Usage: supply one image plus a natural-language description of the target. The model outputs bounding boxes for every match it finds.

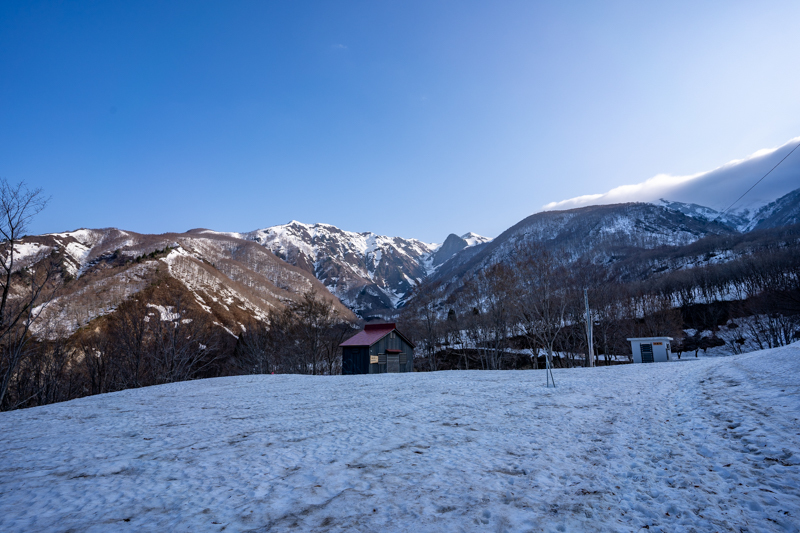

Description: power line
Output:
[713,140,800,222]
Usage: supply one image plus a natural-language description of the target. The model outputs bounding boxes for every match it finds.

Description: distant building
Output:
[340,323,415,374]
[627,337,673,363]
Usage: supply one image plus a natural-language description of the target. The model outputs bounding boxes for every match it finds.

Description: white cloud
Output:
[543,136,800,213]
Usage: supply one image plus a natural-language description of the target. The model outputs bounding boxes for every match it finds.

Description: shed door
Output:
[640,343,654,363]
[387,354,400,373]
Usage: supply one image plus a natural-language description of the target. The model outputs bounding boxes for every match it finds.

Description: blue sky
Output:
[2,1,799,242]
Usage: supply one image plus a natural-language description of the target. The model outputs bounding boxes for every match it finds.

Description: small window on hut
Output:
[390,332,395,339]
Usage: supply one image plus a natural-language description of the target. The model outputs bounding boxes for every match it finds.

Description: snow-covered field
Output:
[2,345,799,532]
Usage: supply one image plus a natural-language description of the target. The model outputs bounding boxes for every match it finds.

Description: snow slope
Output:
[1,345,799,532]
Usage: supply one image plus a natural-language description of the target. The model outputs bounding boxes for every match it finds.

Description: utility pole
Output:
[584,288,594,368]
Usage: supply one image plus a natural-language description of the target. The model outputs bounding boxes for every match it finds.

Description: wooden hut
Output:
[340,323,414,374]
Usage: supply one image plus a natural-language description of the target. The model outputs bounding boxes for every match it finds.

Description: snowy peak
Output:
[460,232,491,247]
[430,232,490,268]
[244,222,437,314]
[240,222,492,314]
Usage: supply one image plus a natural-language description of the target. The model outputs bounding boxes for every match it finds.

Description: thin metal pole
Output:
[584,289,594,367]
[546,352,551,387]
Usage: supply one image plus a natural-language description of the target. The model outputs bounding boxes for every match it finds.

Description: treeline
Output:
[2,279,226,410]
[233,291,351,376]
[0,278,353,411]
[399,236,800,371]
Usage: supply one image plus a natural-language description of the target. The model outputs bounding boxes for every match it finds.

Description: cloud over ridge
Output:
[544,136,800,214]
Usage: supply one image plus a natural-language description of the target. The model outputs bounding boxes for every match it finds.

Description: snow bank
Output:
[1,344,799,532]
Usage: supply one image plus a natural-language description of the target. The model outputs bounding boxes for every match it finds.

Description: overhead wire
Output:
[711,140,800,222]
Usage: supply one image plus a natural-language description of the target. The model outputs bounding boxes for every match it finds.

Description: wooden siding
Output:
[342,346,370,375]
[369,332,414,374]
[341,330,414,374]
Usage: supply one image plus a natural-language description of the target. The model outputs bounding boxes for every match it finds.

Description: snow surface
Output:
[4,242,51,269]
[1,344,799,532]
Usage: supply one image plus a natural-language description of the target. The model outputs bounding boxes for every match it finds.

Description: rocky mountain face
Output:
[430,233,492,268]
[238,222,437,315]
[13,228,354,339]
[204,223,492,316]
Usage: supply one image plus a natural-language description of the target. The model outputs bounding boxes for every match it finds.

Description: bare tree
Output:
[236,319,275,375]
[107,297,151,389]
[149,295,221,383]
[0,180,55,409]
[291,290,340,375]
[236,291,350,376]
[511,245,573,385]
[475,263,514,370]
[418,283,445,372]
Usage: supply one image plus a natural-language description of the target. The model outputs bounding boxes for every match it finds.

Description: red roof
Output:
[339,323,415,348]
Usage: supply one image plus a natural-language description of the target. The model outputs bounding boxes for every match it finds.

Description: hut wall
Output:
[342,346,370,375]
[369,333,414,373]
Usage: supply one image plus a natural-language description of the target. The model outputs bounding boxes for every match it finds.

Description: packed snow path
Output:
[1,345,799,532]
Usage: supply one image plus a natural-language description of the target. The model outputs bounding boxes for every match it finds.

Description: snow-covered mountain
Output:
[461,232,492,247]
[428,202,737,290]
[233,221,488,315]
[743,188,800,231]
[656,199,750,230]
[420,185,800,306]
[12,228,354,339]
[23,184,794,327]
[657,187,800,232]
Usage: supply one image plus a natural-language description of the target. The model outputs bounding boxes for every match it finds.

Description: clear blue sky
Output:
[2,1,799,242]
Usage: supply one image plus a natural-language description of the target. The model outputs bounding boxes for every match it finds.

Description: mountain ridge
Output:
[11,185,799,323]
[14,228,355,339]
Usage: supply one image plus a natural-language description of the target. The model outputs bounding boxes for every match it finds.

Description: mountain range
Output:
[199,223,489,314]
[8,139,800,335]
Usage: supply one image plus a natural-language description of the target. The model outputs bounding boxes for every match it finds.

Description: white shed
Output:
[627,337,673,363]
